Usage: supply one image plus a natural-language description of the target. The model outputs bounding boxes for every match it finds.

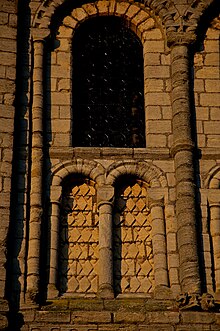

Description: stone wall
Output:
[15,298,220,331]
[0,0,220,330]
[0,0,17,328]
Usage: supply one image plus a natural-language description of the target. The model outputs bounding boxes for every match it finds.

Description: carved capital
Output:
[148,188,166,203]
[167,31,196,47]
[31,27,50,41]
[148,196,164,209]
[97,185,114,207]
[208,190,220,206]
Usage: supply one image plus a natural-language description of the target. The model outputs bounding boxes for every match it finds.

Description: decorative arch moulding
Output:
[32,0,217,40]
[205,165,220,189]
[50,159,168,203]
[32,1,165,45]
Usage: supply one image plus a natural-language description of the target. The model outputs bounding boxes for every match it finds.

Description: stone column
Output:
[149,198,169,289]
[170,36,201,294]
[209,202,220,294]
[48,201,61,299]
[97,186,114,299]
[26,31,48,302]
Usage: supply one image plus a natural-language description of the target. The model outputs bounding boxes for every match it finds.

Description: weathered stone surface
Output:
[2,1,220,330]
[35,311,71,323]
[72,311,111,323]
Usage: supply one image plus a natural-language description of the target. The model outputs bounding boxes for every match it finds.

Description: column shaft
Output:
[210,205,220,292]
[98,202,114,298]
[48,202,60,298]
[171,44,201,294]
[150,202,169,288]
[26,40,44,301]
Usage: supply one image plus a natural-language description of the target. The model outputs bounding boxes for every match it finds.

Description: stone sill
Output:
[49,147,171,160]
[21,297,175,312]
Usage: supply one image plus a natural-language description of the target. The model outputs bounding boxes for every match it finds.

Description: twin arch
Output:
[48,160,168,298]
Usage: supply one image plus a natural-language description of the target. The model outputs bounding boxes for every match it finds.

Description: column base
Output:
[0,313,8,330]
[47,284,59,300]
[98,284,114,299]
[153,285,173,299]
[25,287,40,307]
[214,291,220,303]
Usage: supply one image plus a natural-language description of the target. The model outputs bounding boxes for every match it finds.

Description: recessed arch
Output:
[106,161,167,188]
[50,159,105,202]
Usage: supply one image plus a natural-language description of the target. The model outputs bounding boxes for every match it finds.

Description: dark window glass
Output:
[72,16,146,148]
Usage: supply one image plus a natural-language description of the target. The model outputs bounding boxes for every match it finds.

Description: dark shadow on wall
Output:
[5,0,31,329]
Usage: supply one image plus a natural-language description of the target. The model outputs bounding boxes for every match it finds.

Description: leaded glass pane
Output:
[72,16,146,148]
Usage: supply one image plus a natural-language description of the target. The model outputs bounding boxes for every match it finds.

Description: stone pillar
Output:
[26,32,47,302]
[209,203,220,294]
[97,186,114,299]
[48,201,61,299]
[149,198,169,289]
[170,38,201,294]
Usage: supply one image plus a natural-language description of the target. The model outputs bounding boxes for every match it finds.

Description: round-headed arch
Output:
[32,0,219,41]
[50,159,105,202]
[33,0,175,33]
[54,1,163,43]
[205,165,220,189]
[106,160,167,188]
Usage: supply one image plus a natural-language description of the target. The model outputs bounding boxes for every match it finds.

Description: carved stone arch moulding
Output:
[106,160,167,188]
[32,0,176,35]
[35,1,166,45]
[205,165,220,189]
[50,159,105,201]
[182,0,219,34]
[32,0,218,43]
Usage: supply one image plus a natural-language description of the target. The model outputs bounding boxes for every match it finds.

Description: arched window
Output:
[59,177,98,295]
[72,16,146,148]
[113,176,154,295]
